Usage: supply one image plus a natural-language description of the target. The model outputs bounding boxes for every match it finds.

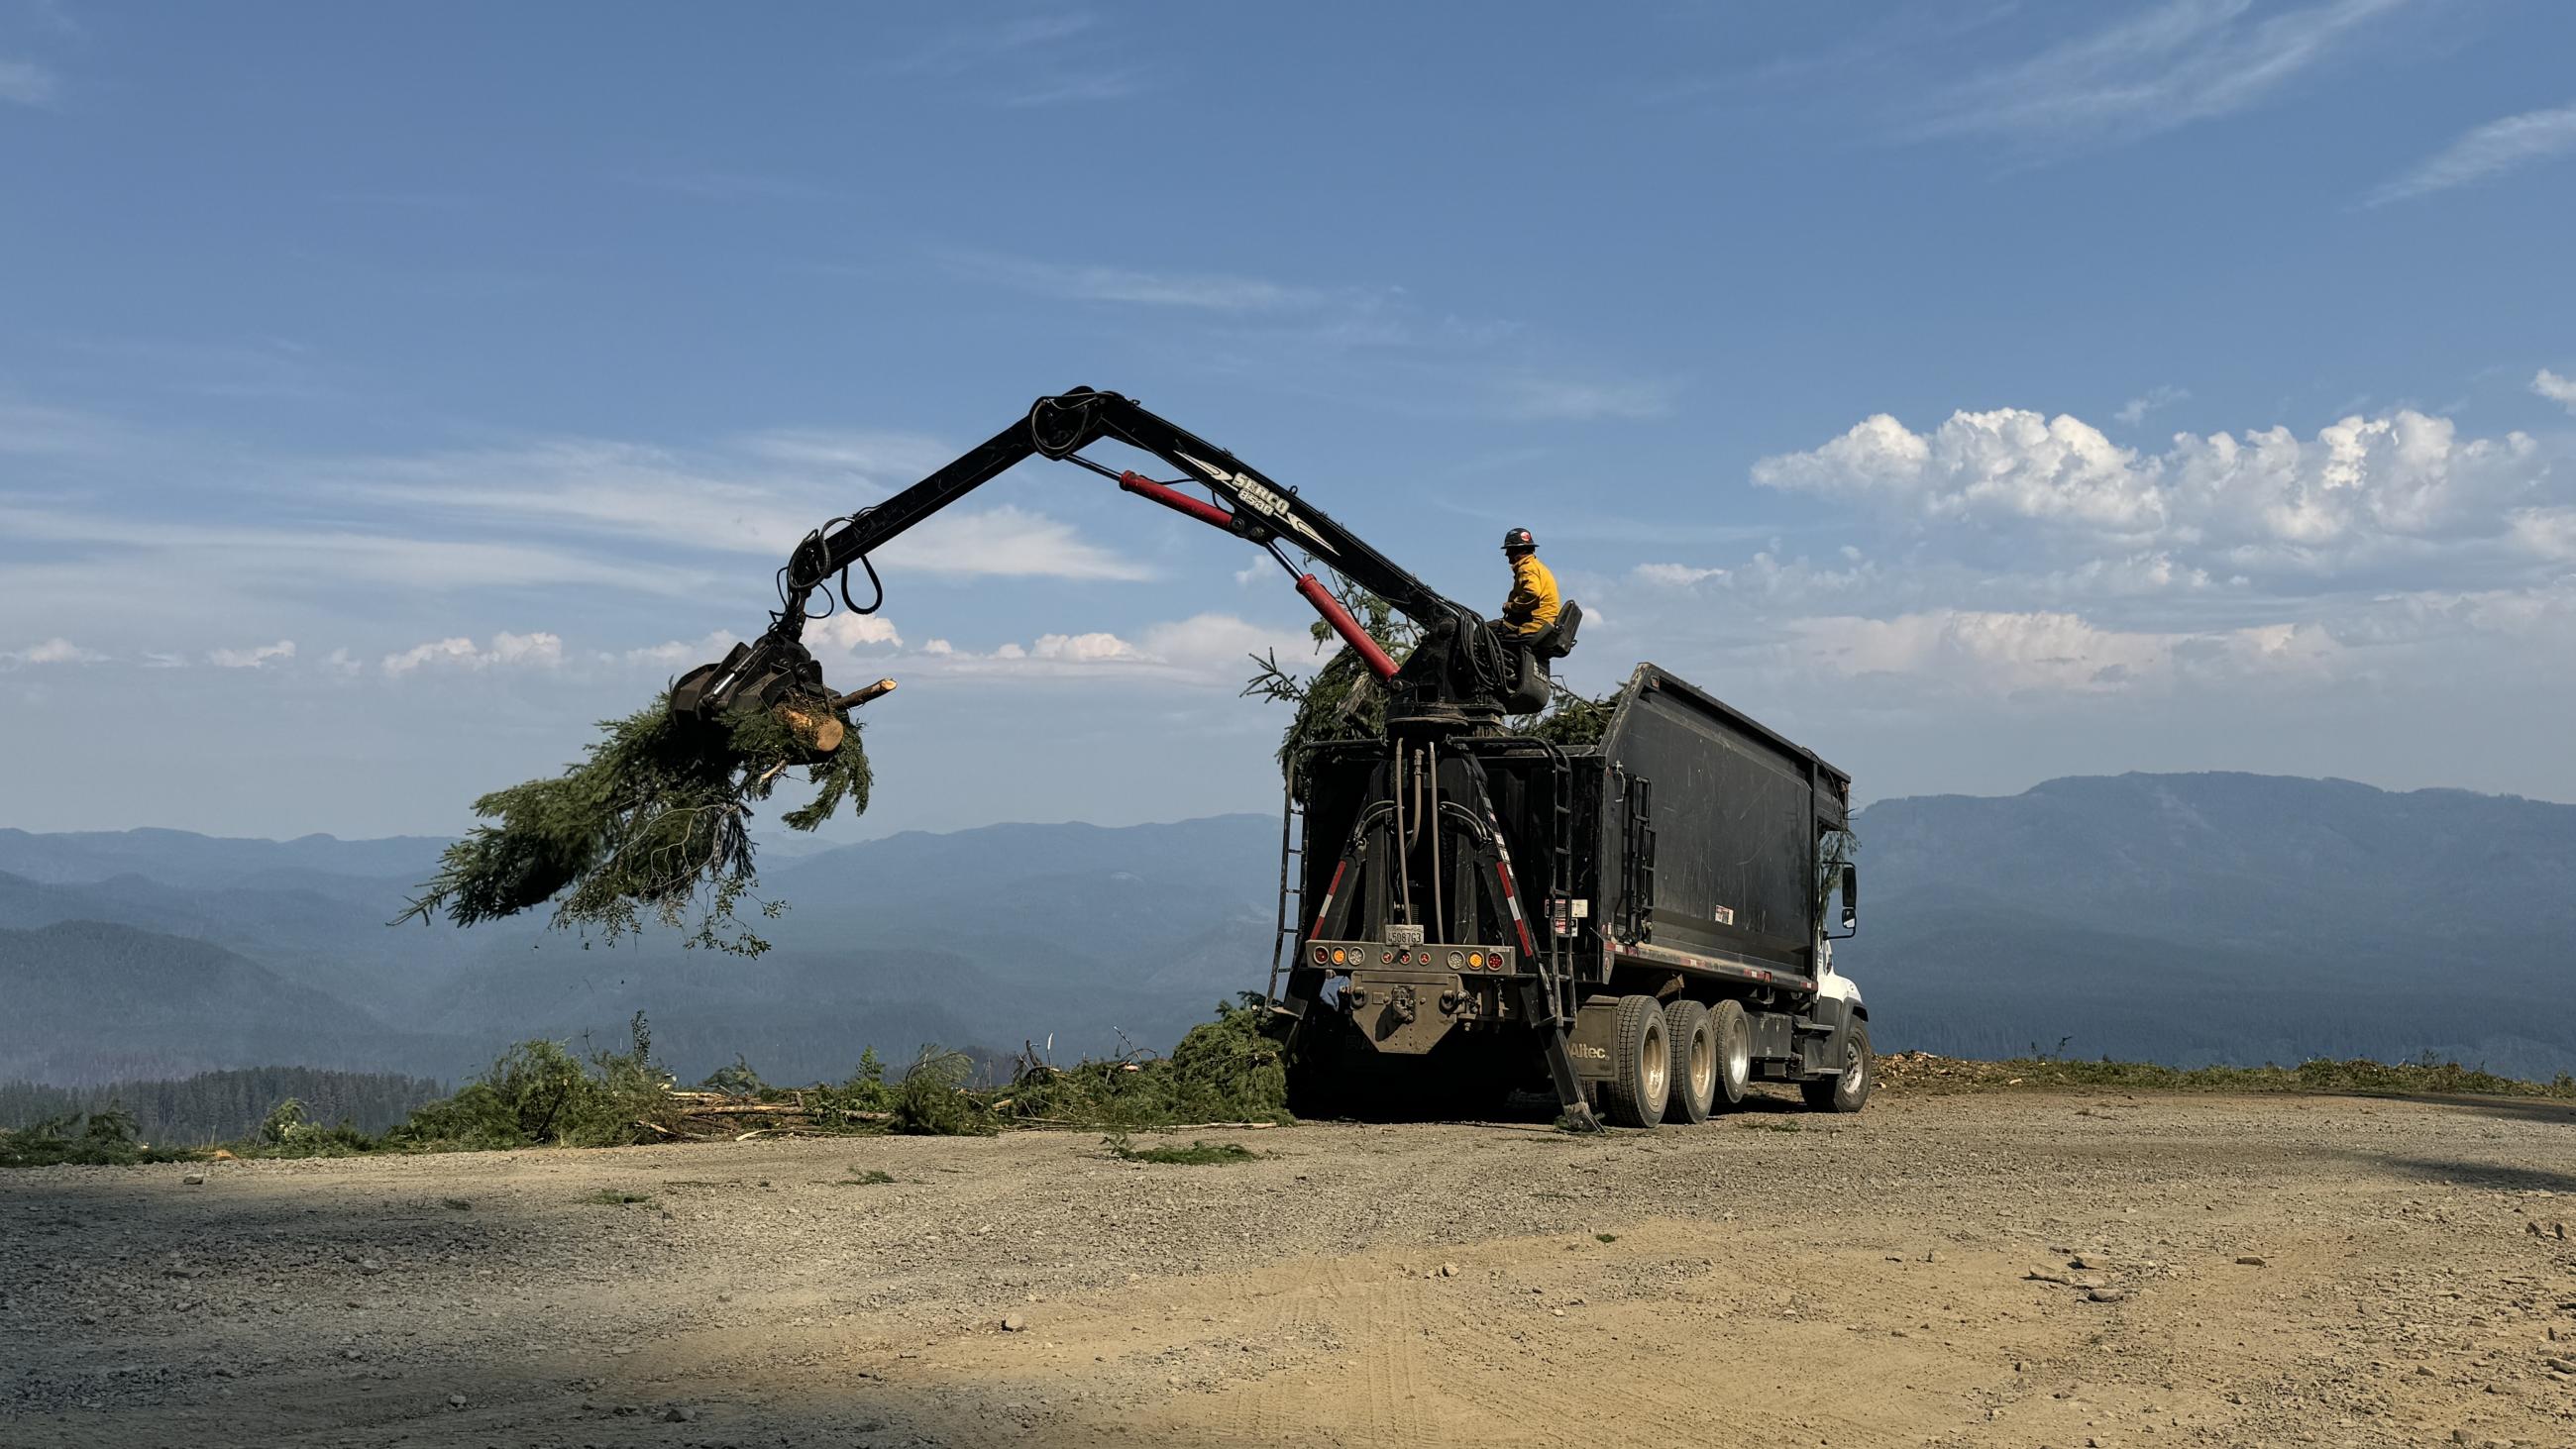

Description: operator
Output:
[1496,527,1559,640]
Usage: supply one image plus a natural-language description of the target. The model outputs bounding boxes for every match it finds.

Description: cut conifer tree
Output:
[394,680,892,957]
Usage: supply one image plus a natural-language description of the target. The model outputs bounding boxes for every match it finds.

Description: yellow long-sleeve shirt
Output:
[1499,553,1560,638]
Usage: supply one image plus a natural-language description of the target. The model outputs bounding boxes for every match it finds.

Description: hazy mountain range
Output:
[4,773,2570,1087]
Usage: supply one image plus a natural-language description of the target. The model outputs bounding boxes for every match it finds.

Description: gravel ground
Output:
[5,1087,2575,1448]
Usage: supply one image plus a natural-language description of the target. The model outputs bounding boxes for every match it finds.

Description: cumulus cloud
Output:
[381,631,564,676]
[3,637,100,667]
[208,639,296,670]
[2536,369,2576,415]
[1754,405,2553,580]
[809,615,903,652]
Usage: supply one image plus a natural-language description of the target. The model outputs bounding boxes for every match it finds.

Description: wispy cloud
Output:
[937,250,1338,312]
[2115,384,2192,426]
[207,639,296,670]
[2364,102,2576,206]
[891,12,1097,76]
[622,169,835,203]
[887,12,1134,108]
[0,55,57,108]
[1495,375,1679,422]
[999,69,1139,108]
[1910,0,2410,152]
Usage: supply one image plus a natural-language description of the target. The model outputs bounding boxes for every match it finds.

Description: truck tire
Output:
[1664,999,1715,1125]
[1600,994,1668,1128]
[1800,1016,1874,1114]
[1707,999,1754,1109]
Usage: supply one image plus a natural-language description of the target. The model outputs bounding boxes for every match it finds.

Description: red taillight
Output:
[1312,945,1327,965]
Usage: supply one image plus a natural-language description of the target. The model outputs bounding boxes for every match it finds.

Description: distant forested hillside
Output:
[1836,773,2576,1078]
[4,775,2571,1087]
[0,1067,446,1145]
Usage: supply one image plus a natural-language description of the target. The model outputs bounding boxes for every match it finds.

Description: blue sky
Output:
[4,1,2574,840]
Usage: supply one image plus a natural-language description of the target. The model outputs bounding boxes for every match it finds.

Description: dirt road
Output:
[6,1087,2575,1448]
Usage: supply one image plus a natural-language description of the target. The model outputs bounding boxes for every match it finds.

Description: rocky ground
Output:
[5,1084,2574,1448]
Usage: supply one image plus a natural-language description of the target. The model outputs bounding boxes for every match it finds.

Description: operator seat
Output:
[1501,600,1582,713]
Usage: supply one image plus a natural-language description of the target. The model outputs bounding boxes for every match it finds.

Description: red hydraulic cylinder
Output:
[1117,470,1236,531]
[1297,573,1399,680]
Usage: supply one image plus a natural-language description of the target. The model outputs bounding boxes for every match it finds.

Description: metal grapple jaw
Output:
[670,629,899,762]
[669,631,829,726]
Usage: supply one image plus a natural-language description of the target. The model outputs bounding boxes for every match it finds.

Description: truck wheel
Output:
[1664,999,1715,1124]
[1800,1017,1873,1114]
[1708,999,1754,1109]
[1600,994,1668,1128]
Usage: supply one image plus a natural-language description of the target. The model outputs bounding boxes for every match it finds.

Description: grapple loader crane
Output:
[672,386,1575,735]
[678,387,1873,1131]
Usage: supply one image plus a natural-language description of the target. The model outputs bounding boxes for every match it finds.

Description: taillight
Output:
[1331,948,1347,966]
[1312,945,1328,965]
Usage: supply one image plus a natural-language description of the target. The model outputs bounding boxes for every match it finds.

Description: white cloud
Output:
[889,504,1151,581]
[0,57,56,108]
[1912,0,2410,151]
[619,631,744,669]
[1786,607,2341,695]
[1029,631,1143,663]
[2114,384,2190,426]
[1754,405,2554,579]
[1495,375,1679,422]
[1756,409,2167,534]
[2511,507,2576,562]
[335,441,1149,582]
[1633,563,1730,588]
[207,639,296,670]
[3,637,99,667]
[938,250,1333,312]
[2365,102,2576,207]
[2535,368,2576,415]
[903,613,1315,684]
[381,631,563,676]
[809,615,903,652]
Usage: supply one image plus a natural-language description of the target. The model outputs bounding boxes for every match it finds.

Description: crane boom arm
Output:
[779,387,1456,629]
[677,386,1558,730]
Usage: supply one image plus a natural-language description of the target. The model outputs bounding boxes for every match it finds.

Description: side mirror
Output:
[1839,863,1858,931]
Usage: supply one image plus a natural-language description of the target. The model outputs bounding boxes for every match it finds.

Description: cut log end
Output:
[774,702,846,755]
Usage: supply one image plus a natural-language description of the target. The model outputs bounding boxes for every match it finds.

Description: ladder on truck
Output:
[1265,766,1306,1011]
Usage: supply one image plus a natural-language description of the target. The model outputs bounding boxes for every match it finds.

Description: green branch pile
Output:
[1240,579,1620,770]
[394,690,871,956]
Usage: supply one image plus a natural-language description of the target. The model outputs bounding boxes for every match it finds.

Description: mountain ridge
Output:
[6,775,2569,1084]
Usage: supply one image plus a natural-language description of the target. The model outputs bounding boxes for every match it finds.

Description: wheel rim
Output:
[1722,1022,1751,1094]
[1641,1022,1668,1104]
[1840,1039,1865,1091]
[1686,1022,1715,1103]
